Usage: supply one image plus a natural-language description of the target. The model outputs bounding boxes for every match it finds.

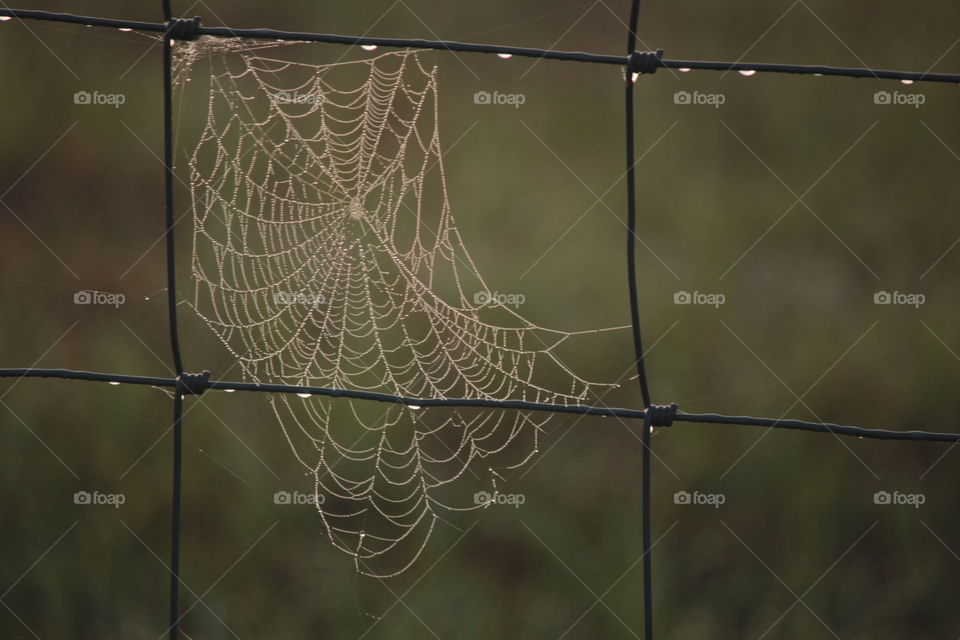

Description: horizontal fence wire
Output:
[3,8,960,83]
[0,368,957,442]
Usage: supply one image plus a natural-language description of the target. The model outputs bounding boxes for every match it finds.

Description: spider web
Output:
[176,39,621,576]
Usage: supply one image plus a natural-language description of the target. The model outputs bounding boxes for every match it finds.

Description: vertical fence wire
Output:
[623,1,658,638]
[160,1,185,638]
[168,392,184,640]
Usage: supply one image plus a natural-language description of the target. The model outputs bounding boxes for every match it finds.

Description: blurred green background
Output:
[2,1,960,638]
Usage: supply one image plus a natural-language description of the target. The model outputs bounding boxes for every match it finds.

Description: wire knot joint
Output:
[628,49,664,76]
[176,370,211,396]
[645,402,678,427]
[165,16,202,41]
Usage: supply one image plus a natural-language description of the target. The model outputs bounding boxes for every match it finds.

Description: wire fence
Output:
[0,4,958,639]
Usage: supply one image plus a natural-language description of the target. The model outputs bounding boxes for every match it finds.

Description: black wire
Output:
[3,8,960,83]
[160,1,183,636]
[641,409,655,639]
[625,1,657,635]
[678,412,960,442]
[664,59,960,82]
[169,392,183,640]
[161,26,183,376]
[624,0,651,412]
[1,368,958,442]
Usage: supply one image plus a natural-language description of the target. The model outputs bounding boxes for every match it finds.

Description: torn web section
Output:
[176,38,618,576]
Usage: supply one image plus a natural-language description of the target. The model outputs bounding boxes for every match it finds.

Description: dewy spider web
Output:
[176,39,621,576]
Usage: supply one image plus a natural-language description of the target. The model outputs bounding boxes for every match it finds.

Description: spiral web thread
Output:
[176,39,619,576]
